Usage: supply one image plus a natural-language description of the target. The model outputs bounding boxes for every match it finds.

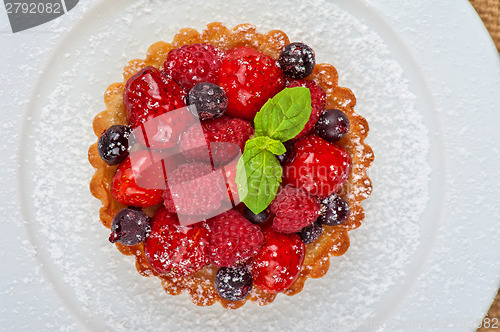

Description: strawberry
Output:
[206,209,263,267]
[163,43,225,91]
[217,46,285,120]
[286,79,326,138]
[123,66,187,149]
[283,135,351,198]
[144,207,209,277]
[110,150,166,207]
[251,228,305,293]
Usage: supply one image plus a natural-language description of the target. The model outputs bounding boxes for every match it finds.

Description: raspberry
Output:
[163,162,226,217]
[163,43,225,91]
[206,209,264,267]
[144,207,209,277]
[270,185,321,234]
[179,116,254,166]
[286,79,326,138]
[283,135,352,198]
[217,46,285,120]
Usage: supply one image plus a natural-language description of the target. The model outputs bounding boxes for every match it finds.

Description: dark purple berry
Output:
[298,222,323,244]
[315,109,350,142]
[98,125,133,165]
[244,206,270,225]
[278,42,316,79]
[109,207,150,246]
[276,140,295,165]
[214,266,253,302]
[187,82,228,120]
[317,195,350,226]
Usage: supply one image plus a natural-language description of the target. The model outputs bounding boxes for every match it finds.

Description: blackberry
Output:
[298,222,323,244]
[187,82,228,120]
[109,207,150,246]
[278,42,316,79]
[317,195,350,226]
[214,266,253,302]
[97,125,133,165]
[315,109,350,142]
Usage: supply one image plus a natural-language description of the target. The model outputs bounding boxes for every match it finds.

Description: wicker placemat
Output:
[470,1,500,329]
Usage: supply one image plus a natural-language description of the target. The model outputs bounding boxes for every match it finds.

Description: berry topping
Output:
[163,162,226,217]
[217,46,285,120]
[283,136,351,198]
[243,206,270,225]
[279,42,316,79]
[206,209,264,267]
[270,185,321,234]
[286,79,326,138]
[187,82,228,120]
[315,108,350,142]
[110,150,165,207]
[317,194,351,226]
[144,207,209,277]
[97,125,133,166]
[109,207,150,246]
[180,116,254,166]
[123,66,186,130]
[251,228,305,293]
[298,221,323,244]
[275,140,295,165]
[214,266,253,302]
[163,43,225,91]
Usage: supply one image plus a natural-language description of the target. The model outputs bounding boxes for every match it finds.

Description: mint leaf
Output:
[235,138,282,214]
[254,87,312,142]
[251,136,286,155]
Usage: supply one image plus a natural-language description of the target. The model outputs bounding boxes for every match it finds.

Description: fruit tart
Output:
[88,22,373,309]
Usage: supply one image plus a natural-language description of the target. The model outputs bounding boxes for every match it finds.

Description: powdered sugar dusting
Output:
[23,0,429,331]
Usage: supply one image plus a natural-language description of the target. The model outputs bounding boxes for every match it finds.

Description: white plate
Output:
[1,0,499,331]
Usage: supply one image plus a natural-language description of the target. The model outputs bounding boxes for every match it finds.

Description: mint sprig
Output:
[236,87,312,214]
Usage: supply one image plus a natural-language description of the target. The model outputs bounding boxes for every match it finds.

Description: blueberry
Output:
[109,207,150,246]
[315,109,350,142]
[317,195,350,226]
[278,42,316,79]
[97,125,133,165]
[187,82,228,120]
[244,206,270,225]
[214,266,253,302]
[298,222,323,244]
[275,140,295,165]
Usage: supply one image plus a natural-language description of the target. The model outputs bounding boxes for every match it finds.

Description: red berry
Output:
[123,66,186,129]
[180,116,254,166]
[110,150,165,207]
[251,228,305,293]
[163,162,227,217]
[206,209,264,267]
[144,207,209,277]
[270,185,320,234]
[286,79,326,138]
[163,43,225,91]
[283,136,351,198]
[217,46,285,120]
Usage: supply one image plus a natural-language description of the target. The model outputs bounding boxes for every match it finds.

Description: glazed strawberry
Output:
[144,207,209,277]
[123,66,186,129]
[217,46,285,120]
[206,209,264,267]
[163,43,225,91]
[283,136,351,198]
[270,185,321,234]
[163,162,226,217]
[110,150,165,207]
[180,116,254,166]
[286,79,326,138]
[251,228,305,293]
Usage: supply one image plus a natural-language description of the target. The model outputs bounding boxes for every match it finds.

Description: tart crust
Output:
[88,22,374,309]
